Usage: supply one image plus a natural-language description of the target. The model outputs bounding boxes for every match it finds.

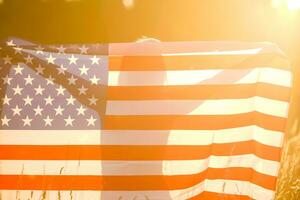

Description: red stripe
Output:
[107,83,290,102]
[103,112,287,132]
[0,168,275,190]
[109,54,289,71]
[0,141,281,161]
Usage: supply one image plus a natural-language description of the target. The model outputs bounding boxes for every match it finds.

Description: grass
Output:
[276,133,300,199]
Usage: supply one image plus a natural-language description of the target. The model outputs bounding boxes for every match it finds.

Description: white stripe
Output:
[205,179,275,200]
[0,126,284,147]
[0,154,279,176]
[108,68,291,87]
[0,180,274,200]
[106,97,289,117]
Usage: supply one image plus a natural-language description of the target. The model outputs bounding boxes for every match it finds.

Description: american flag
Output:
[0,39,292,199]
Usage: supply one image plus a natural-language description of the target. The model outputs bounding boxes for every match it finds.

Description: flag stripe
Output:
[0,168,276,191]
[107,83,290,102]
[0,180,273,200]
[0,126,284,147]
[106,97,289,117]
[0,155,279,176]
[109,54,289,71]
[0,141,281,161]
[108,68,291,87]
[103,112,287,131]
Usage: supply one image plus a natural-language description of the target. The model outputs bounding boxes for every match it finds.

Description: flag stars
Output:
[88,96,98,105]
[14,64,24,75]
[68,75,77,85]
[2,75,12,85]
[90,55,100,65]
[34,85,45,95]
[35,46,44,54]
[44,95,54,105]
[87,115,97,126]
[24,54,33,64]
[11,105,22,116]
[57,45,66,54]
[14,46,23,54]
[24,74,34,85]
[3,55,12,64]
[76,105,86,116]
[57,64,67,75]
[79,65,89,75]
[46,54,56,64]
[36,65,45,75]
[6,40,15,46]
[78,85,88,95]
[64,115,74,126]
[22,116,32,127]
[79,45,88,54]
[54,105,64,116]
[46,75,55,85]
[12,85,23,95]
[90,75,100,85]
[2,95,11,105]
[23,95,33,106]
[34,105,43,116]
[1,115,10,126]
[43,116,53,126]
[66,95,76,105]
[68,54,78,65]
[56,85,66,96]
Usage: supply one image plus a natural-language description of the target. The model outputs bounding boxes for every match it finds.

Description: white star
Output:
[11,105,22,116]
[76,105,86,116]
[79,65,89,75]
[46,75,55,85]
[79,45,88,54]
[56,85,66,96]
[44,95,54,105]
[24,54,33,64]
[68,75,77,85]
[90,75,100,85]
[35,46,44,54]
[88,96,98,105]
[1,115,10,126]
[68,54,78,65]
[87,115,97,126]
[22,115,32,127]
[6,40,15,46]
[3,55,12,64]
[23,95,33,106]
[64,115,74,126]
[2,95,11,105]
[14,46,23,54]
[57,45,66,54]
[14,64,24,75]
[2,75,12,85]
[43,115,53,126]
[34,85,45,95]
[54,105,64,116]
[24,74,34,85]
[90,55,100,65]
[36,65,45,75]
[46,54,56,64]
[34,105,43,116]
[57,64,67,75]
[78,85,88,95]
[66,95,76,105]
[12,85,23,95]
